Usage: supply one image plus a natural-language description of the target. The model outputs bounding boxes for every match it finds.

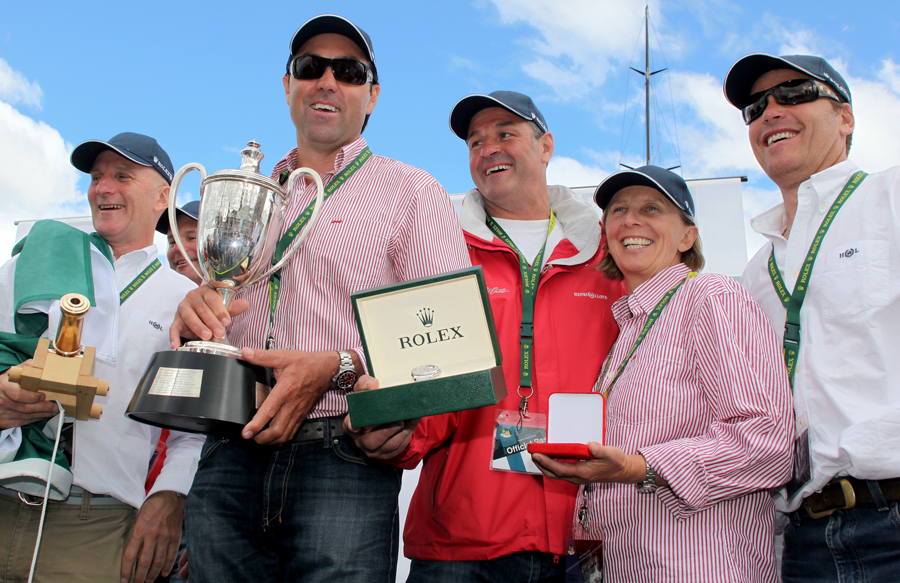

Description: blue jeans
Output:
[185,425,402,583]
[782,500,900,582]
[408,552,566,583]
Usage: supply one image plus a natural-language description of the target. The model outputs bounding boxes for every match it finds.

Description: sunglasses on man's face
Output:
[743,78,842,125]
[288,54,374,86]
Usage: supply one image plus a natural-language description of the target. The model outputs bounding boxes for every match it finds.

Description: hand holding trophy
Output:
[127,141,325,435]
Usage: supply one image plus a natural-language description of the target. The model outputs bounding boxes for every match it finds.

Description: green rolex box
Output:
[347,266,506,428]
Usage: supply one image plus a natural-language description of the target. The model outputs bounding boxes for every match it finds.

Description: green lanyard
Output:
[266,147,372,349]
[119,259,161,304]
[598,272,696,398]
[484,212,556,417]
[767,171,867,388]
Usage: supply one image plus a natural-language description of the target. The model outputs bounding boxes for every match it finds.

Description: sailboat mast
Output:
[644,4,650,166]
[624,5,672,171]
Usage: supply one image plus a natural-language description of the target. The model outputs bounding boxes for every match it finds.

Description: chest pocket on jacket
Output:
[817,239,889,319]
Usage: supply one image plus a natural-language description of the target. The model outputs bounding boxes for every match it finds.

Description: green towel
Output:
[0,220,111,371]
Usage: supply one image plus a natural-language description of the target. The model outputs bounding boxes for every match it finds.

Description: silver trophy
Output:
[127,141,325,435]
[168,140,324,355]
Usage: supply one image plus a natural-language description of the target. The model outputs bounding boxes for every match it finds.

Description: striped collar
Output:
[272,136,370,180]
[613,263,692,323]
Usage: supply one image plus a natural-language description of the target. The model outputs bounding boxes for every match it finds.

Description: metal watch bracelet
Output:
[637,461,659,494]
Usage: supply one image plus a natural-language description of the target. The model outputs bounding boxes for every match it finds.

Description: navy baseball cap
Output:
[594,165,695,217]
[287,14,376,76]
[449,91,549,140]
[724,54,851,108]
[71,132,175,185]
[156,200,200,235]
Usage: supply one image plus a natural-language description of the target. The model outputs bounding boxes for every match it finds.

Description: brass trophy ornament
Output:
[8,293,109,421]
[127,141,324,435]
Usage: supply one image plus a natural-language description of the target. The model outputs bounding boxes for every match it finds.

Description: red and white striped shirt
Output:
[227,137,470,419]
[581,263,793,583]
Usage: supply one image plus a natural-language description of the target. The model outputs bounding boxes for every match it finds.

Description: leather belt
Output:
[291,418,345,443]
[803,477,900,519]
[1,484,125,507]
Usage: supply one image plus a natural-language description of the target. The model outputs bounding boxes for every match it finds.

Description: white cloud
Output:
[773,29,818,57]
[489,0,679,98]
[878,59,900,95]
[844,75,900,173]
[547,155,610,187]
[0,99,85,255]
[523,58,590,99]
[449,55,480,72]
[666,71,758,177]
[0,58,43,109]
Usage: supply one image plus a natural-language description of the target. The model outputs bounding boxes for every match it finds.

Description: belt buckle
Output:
[17,492,45,506]
[804,478,857,519]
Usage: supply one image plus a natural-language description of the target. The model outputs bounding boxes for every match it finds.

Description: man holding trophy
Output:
[170,14,468,583]
[0,132,203,583]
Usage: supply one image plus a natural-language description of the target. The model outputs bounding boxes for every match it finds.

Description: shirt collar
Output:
[112,244,157,269]
[458,185,602,263]
[272,136,369,180]
[749,202,787,239]
[806,159,859,207]
[612,263,692,324]
[749,159,859,238]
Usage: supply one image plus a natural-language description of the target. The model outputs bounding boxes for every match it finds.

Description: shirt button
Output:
[820,202,827,211]
[798,418,807,427]
[790,270,799,277]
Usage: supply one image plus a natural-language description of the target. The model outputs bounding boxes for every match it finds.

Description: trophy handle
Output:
[255,167,325,280]
[169,163,208,283]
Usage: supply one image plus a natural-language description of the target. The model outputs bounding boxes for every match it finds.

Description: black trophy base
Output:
[126,349,272,437]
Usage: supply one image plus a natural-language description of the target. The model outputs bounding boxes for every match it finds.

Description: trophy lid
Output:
[202,139,284,197]
[239,140,264,173]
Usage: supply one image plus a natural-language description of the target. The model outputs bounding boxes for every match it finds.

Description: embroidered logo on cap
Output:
[154,156,173,181]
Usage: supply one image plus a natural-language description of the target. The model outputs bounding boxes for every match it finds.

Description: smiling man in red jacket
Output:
[347,91,623,582]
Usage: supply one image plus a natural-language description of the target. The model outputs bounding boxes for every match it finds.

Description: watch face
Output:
[411,364,441,382]
[336,370,357,391]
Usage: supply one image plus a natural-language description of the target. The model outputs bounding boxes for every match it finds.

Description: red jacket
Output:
[393,186,623,561]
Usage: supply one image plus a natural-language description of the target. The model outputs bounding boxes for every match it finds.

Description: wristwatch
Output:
[332,351,357,391]
[636,461,659,494]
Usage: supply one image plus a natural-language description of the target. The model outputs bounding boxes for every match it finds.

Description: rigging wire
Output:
[617,6,683,172]
[649,14,683,172]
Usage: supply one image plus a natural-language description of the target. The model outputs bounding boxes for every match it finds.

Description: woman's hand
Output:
[532,442,654,486]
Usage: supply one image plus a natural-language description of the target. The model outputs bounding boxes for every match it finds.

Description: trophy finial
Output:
[240,140,264,173]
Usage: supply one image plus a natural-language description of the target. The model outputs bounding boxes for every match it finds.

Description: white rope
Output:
[27,404,64,583]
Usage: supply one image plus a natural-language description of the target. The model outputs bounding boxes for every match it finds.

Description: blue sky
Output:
[2,0,900,256]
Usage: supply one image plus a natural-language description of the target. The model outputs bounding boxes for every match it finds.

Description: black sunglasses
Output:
[743,78,842,125]
[287,54,374,86]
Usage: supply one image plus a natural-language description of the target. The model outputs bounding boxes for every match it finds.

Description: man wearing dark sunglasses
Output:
[725,53,900,582]
[172,13,469,583]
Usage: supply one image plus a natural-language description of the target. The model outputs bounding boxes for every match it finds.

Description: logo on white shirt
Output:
[839,248,859,259]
